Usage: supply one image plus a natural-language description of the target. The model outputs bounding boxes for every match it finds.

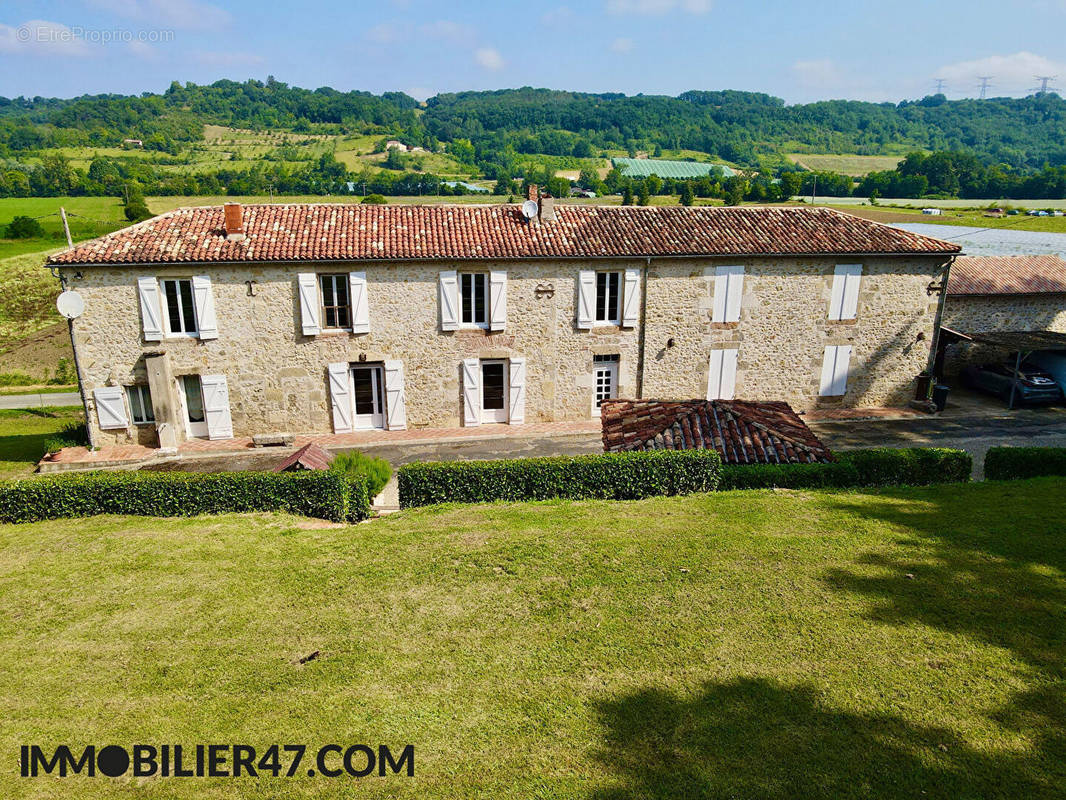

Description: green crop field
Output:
[786,154,905,176]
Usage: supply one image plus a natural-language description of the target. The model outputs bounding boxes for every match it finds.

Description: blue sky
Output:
[1,0,1064,103]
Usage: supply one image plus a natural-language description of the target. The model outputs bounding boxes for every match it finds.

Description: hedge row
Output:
[718,461,861,491]
[0,470,371,525]
[398,449,722,508]
[985,446,1066,481]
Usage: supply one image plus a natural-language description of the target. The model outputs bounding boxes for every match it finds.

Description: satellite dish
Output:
[521,200,539,220]
[56,290,85,320]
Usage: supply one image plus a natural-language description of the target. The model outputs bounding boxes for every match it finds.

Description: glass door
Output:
[179,375,209,438]
[480,360,508,424]
[351,365,385,429]
[593,360,618,415]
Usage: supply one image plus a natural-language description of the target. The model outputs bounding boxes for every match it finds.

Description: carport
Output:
[936,327,1066,409]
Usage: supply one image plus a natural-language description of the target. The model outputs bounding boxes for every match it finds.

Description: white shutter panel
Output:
[349,271,369,334]
[577,270,596,330]
[384,360,407,431]
[327,362,353,433]
[137,276,163,341]
[201,374,234,440]
[489,270,507,331]
[828,270,846,320]
[93,386,129,430]
[833,344,852,396]
[840,264,862,320]
[462,358,481,426]
[725,266,744,323]
[298,273,320,336]
[707,348,738,400]
[191,275,218,340]
[622,267,641,328]
[509,357,526,424]
[439,270,459,331]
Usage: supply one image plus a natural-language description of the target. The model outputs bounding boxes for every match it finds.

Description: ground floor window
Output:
[593,354,619,415]
[480,360,508,423]
[352,364,385,429]
[125,384,155,425]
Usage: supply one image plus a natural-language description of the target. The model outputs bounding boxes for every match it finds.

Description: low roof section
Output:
[939,327,1066,352]
[48,203,959,267]
[947,254,1066,296]
[601,399,833,465]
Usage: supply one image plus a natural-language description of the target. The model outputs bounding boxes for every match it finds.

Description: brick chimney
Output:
[223,202,245,241]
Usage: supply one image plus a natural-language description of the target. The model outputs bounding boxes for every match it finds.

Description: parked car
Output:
[1026,351,1066,391]
[961,361,1063,404]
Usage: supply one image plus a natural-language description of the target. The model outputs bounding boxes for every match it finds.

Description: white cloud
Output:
[419,20,476,45]
[127,39,158,59]
[192,50,264,68]
[791,58,842,88]
[541,6,574,25]
[365,22,405,44]
[0,20,92,57]
[606,0,710,14]
[936,51,1066,95]
[87,0,231,30]
[474,47,505,70]
[610,37,634,53]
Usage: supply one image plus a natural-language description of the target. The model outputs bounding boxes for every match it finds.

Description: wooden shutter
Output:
[712,265,744,323]
[201,374,234,440]
[829,264,862,320]
[577,270,596,330]
[509,357,526,424]
[93,386,129,430]
[439,270,459,331]
[384,360,407,431]
[327,362,353,433]
[462,358,481,426]
[192,275,218,339]
[349,271,370,334]
[489,270,507,331]
[707,348,739,400]
[622,267,641,328]
[819,345,852,396]
[298,273,320,336]
[137,276,163,341]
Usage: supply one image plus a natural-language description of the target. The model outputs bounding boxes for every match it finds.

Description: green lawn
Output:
[1,479,1064,797]
[0,407,82,478]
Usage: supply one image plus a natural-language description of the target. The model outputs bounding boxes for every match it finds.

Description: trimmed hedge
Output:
[398,449,722,508]
[985,447,1066,481]
[719,461,861,491]
[0,470,372,525]
[836,447,972,487]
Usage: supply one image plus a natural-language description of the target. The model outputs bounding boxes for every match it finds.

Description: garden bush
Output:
[0,470,372,524]
[836,447,972,486]
[399,449,722,508]
[42,419,89,455]
[718,460,860,491]
[984,446,1066,481]
[330,450,392,498]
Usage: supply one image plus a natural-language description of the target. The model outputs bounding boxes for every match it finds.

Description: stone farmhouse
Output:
[48,199,959,450]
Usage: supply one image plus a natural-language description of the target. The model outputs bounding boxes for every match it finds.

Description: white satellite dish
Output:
[56,289,85,320]
[521,199,539,220]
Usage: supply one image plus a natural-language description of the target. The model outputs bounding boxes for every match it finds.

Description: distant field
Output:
[0,196,127,260]
[786,154,903,176]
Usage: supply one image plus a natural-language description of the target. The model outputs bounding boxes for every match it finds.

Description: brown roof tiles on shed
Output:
[48,203,960,266]
[947,254,1066,296]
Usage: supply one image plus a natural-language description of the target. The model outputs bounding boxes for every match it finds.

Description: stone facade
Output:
[63,253,948,448]
[940,294,1066,373]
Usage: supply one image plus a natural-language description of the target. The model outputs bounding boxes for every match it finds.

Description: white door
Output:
[593,362,618,415]
[480,360,509,424]
[351,365,385,430]
[179,375,209,438]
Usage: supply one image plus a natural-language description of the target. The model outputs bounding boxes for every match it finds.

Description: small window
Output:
[320,274,352,329]
[125,385,155,425]
[595,272,621,324]
[161,278,198,336]
[459,272,488,327]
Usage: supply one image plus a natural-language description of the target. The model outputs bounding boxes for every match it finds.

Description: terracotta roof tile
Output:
[273,442,334,472]
[49,203,959,266]
[600,399,832,465]
[947,254,1066,295]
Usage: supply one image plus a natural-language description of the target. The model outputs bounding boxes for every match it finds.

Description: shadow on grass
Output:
[592,677,1057,799]
[0,431,52,466]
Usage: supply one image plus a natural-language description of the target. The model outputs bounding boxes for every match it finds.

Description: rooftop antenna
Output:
[977,76,993,99]
[1033,76,1058,95]
[933,78,947,94]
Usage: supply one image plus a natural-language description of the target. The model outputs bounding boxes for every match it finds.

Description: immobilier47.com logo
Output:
[20,743,414,779]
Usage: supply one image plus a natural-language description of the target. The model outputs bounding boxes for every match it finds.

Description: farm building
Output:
[612,157,736,180]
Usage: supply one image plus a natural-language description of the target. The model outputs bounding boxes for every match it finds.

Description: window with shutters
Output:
[161,278,198,336]
[125,385,155,425]
[595,271,622,325]
[819,345,852,396]
[592,354,619,415]
[459,272,489,328]
[712,265,744,324]
[828,264,862,321]
[319,274,352,329]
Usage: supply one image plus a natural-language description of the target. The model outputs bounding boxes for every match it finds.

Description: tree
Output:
[636,183,650,205]
[362,193,387,204]
[679,181,694,206]
[4,215,45,238]
[622,186,634,205]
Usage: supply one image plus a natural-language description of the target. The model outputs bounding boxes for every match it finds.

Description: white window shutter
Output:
[93,386,129,430]
[327,362,353,433]
[707,348,739,400]
[462,358,481,426]
[191,275,218,340]
[298,273,320,336]
[137,276,163,341]
[725,266,744,322]
[200,374,234,440]
[489,270,507,331]
[829,264,862,320]
[384,360,407,430]
[349,271,370,334]
[622,267,641,328]
[577,270,595,330]
[509,357,526,424]
[820,346,852,396]
[439,270,459,331]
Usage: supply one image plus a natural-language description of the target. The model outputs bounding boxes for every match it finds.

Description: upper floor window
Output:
[161,278,198,336]
[459,272,488,328]
[828,264,863,321]
[711,265,744,323]
[320,274,352,329]
[595,271,621,325]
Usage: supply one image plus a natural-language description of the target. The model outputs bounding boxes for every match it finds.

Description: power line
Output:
[977,76,993,100]
[1032,76,1058,95]
[933,78,947,94]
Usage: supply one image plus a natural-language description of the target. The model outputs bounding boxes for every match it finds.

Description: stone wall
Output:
[64,253,947,446]
[940,293,1066,374]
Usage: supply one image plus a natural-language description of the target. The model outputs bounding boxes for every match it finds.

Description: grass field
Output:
[1,478,1064,797]
[820,202,1066,233]
[0,406,82,478]
[786,154,905,176]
